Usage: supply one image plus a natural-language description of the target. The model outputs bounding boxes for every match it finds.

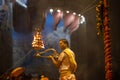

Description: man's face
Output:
[59,41,66,50]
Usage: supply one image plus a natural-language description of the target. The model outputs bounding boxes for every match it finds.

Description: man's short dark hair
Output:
[59,39,69,47]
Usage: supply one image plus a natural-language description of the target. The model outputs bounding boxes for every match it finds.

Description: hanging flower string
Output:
[103,0,112,80]
[96,0,113,80]
[96,0,104,37]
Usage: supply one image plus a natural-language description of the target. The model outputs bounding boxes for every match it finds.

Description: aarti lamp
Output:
[32,27,58,58]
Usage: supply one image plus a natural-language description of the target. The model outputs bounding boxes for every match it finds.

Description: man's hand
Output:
[47,55,53,59]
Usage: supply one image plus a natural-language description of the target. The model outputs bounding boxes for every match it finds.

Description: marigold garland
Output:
[96,0,104,37]
[96,0,113,80]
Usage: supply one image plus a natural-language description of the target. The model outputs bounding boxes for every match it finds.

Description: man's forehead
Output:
[59,41,63,43]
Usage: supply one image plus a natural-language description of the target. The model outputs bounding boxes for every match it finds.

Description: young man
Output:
[48,39,77,80]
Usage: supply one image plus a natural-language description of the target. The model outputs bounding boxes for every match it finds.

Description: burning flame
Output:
[32,28,44,50]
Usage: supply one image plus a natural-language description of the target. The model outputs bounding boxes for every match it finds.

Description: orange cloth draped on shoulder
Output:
[64,49,77,73]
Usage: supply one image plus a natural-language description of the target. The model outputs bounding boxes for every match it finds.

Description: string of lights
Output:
[80,0,98,14]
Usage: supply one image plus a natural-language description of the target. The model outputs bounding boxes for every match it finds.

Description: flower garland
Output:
[96,0,113,80]
[96,0,104,37]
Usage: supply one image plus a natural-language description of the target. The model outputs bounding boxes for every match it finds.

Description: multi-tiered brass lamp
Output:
[32,27,45,57]
[32,27,58,58]
[32,27,44,50]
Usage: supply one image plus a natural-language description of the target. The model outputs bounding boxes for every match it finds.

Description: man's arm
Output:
[48,55,61,68]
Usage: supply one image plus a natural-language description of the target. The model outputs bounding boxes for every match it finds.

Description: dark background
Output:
[0,0,120,80]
